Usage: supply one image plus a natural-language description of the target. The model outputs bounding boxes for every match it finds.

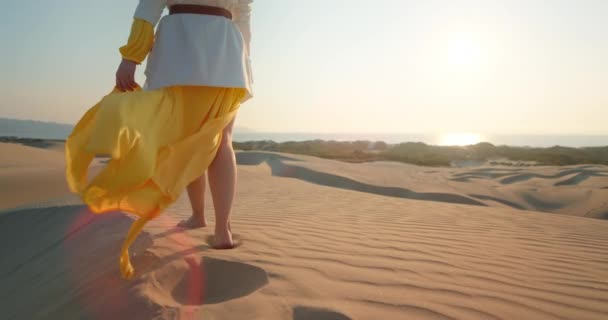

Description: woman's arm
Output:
[115,0,166,91]
[119,19,155,65]
[133,0,167,27]
[115,19,155,91]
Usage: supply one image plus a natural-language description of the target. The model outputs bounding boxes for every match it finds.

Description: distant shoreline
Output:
[3,136,607,168]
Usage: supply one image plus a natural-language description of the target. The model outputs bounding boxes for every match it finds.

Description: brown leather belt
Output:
[169,4,232,19]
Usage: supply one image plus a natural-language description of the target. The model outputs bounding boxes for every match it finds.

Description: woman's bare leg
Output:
[178,174,208,228]
[208,117,237,248]
[178,116,236,247]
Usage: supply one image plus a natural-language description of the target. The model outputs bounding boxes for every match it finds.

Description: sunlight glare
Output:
[447,33,483,67]
[440,133,481,146]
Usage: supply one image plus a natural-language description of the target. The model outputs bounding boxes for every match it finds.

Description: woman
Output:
[66,0,253,279]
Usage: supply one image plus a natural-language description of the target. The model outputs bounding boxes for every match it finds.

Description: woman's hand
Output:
[115,59,138,91]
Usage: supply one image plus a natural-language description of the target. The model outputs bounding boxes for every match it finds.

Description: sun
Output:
[446,33,483,67]
[440,133,481,146]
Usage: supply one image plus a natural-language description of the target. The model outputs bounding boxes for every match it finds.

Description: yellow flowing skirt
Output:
[66,85,246,279]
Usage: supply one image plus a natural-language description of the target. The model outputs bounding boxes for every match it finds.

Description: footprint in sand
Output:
[293,306,352,320]
[205,234,244,249]
[171,257,268,305]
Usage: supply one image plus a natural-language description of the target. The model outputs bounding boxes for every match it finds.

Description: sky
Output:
[1,0,607,136]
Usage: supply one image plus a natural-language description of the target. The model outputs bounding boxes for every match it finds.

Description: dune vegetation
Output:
[233,140,608,167]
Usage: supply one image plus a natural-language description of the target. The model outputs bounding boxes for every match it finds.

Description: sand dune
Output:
[1,145,608,319]
[0,142,73,209]
[0,142,105,210]
[0,142,65,167]
[234,152,608,219]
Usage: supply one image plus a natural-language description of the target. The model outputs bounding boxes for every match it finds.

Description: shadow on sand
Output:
[293,306,352,320]
[0,205,269,318]
[171,256,268,305]
[451,166,608,186]
[236,152,485,207]
[0,205,159,320]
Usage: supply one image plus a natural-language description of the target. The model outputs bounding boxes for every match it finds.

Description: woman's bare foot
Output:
[177,215,207,229]
[213,227,234,249]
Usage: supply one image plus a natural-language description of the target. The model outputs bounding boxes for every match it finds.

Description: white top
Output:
[134,0,254,102]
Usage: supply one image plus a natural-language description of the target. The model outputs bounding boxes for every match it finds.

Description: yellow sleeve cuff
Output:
[119,18,154,64]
